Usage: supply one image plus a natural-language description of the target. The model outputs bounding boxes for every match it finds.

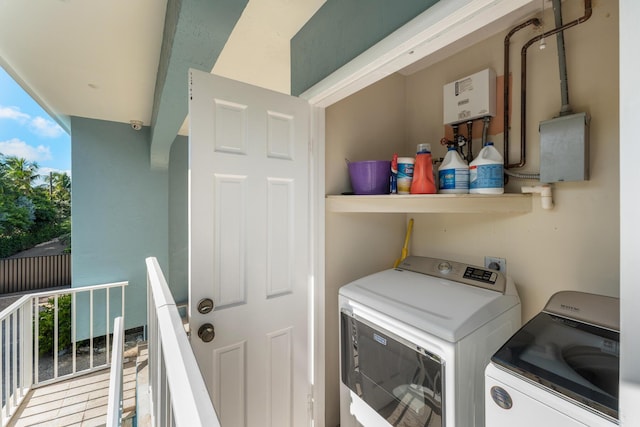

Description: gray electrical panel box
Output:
[539,112,590,183]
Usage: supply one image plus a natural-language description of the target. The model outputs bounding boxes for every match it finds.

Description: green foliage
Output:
[0,154,71,257]
[38,294,72,355]
[45,171,71,219]
[59,221,71,254]
[0,223,68,258]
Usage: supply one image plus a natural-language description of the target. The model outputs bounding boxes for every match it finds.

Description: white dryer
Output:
[339,256,521,426]
[485,291,619,426]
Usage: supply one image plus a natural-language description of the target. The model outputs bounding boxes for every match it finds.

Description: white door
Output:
[188,69,312,427]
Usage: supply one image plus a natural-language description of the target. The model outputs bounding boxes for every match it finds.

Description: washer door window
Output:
[341,311,444,427]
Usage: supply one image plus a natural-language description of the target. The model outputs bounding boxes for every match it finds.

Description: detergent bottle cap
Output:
[417,143,431,154]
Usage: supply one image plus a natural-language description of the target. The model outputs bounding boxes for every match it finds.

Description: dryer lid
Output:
[338,258,520,342]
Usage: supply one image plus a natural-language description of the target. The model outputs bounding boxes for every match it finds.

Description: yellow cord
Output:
[393,218,414,268]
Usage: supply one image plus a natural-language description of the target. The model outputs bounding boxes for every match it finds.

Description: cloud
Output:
[0,105,65,138]
[29,116,64,138]
[0,106,30,124]
[40,166,71,177]
[0,138,52,162]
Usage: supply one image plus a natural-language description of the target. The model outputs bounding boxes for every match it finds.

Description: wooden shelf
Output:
[326,193,532,214]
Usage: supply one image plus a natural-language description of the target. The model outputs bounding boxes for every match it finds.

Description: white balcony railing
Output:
[106,316,124,427]
[146,257,220,427]
[0,281,128,426]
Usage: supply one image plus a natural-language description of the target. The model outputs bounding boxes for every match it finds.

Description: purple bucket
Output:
[348,160,391,195]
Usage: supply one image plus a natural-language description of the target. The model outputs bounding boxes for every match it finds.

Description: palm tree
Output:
[45,172,71,217]
[3,156,40,195]
[0,154,7,196]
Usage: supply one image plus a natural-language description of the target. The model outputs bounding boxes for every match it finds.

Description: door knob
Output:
[197,298,215,314]
[198,323,216,342]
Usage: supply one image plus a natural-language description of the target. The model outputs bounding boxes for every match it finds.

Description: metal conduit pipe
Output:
[516,0,592,169]
[505,168,541,180]
[554,0,572,115]
[503,18,541,170]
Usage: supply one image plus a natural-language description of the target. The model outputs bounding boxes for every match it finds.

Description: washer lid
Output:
[339,261,520,342]
[491,310,619,422]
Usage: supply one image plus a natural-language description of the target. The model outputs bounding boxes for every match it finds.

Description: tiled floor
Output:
[7,360,137,427]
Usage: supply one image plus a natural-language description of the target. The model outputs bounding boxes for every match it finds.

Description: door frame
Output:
[620,1,640,425]
[309,106,326,426]
[303,1,544,424]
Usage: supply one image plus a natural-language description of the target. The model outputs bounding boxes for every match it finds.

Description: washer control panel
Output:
[398,256,506,293]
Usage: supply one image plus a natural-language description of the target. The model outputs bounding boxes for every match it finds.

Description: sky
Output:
[0,66,71,179]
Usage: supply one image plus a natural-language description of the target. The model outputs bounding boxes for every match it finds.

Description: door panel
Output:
[214,341,246,426]
[266,177,294,297]
[214,174,247,308]
[189,69,311,427]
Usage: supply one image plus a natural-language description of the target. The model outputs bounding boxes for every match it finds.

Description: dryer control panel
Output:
[398,256,506,293]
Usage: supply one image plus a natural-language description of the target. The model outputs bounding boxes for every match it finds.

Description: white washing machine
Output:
[339,256,521,427]
[485,291,619,426]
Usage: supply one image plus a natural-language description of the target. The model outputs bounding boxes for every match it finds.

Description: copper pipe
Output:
[503,18,541,170]
[514,0,592,169]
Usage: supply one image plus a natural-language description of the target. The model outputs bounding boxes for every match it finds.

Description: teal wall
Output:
[290,0,439,96]
[168,136,188,304]
[71,117,169,333]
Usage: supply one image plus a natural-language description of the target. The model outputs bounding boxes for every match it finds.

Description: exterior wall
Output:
[71,117,169,332]
[325,1,619,424]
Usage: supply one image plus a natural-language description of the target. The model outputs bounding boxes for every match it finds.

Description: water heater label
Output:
[455,77,474,95]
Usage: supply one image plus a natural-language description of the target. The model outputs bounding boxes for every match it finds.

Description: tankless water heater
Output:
[443,68,496,125]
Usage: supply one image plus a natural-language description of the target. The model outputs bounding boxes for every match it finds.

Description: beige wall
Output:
[404,0,619,321]
[323,1,619,425]
[325,74,408,427]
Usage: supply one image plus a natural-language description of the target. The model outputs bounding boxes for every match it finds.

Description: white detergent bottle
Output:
[438,146,469,194]
[469,142,504,194]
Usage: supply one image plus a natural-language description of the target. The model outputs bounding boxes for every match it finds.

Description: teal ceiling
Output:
[290,0,440,96]
[150,0,248,169]
[150,0,437,168]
